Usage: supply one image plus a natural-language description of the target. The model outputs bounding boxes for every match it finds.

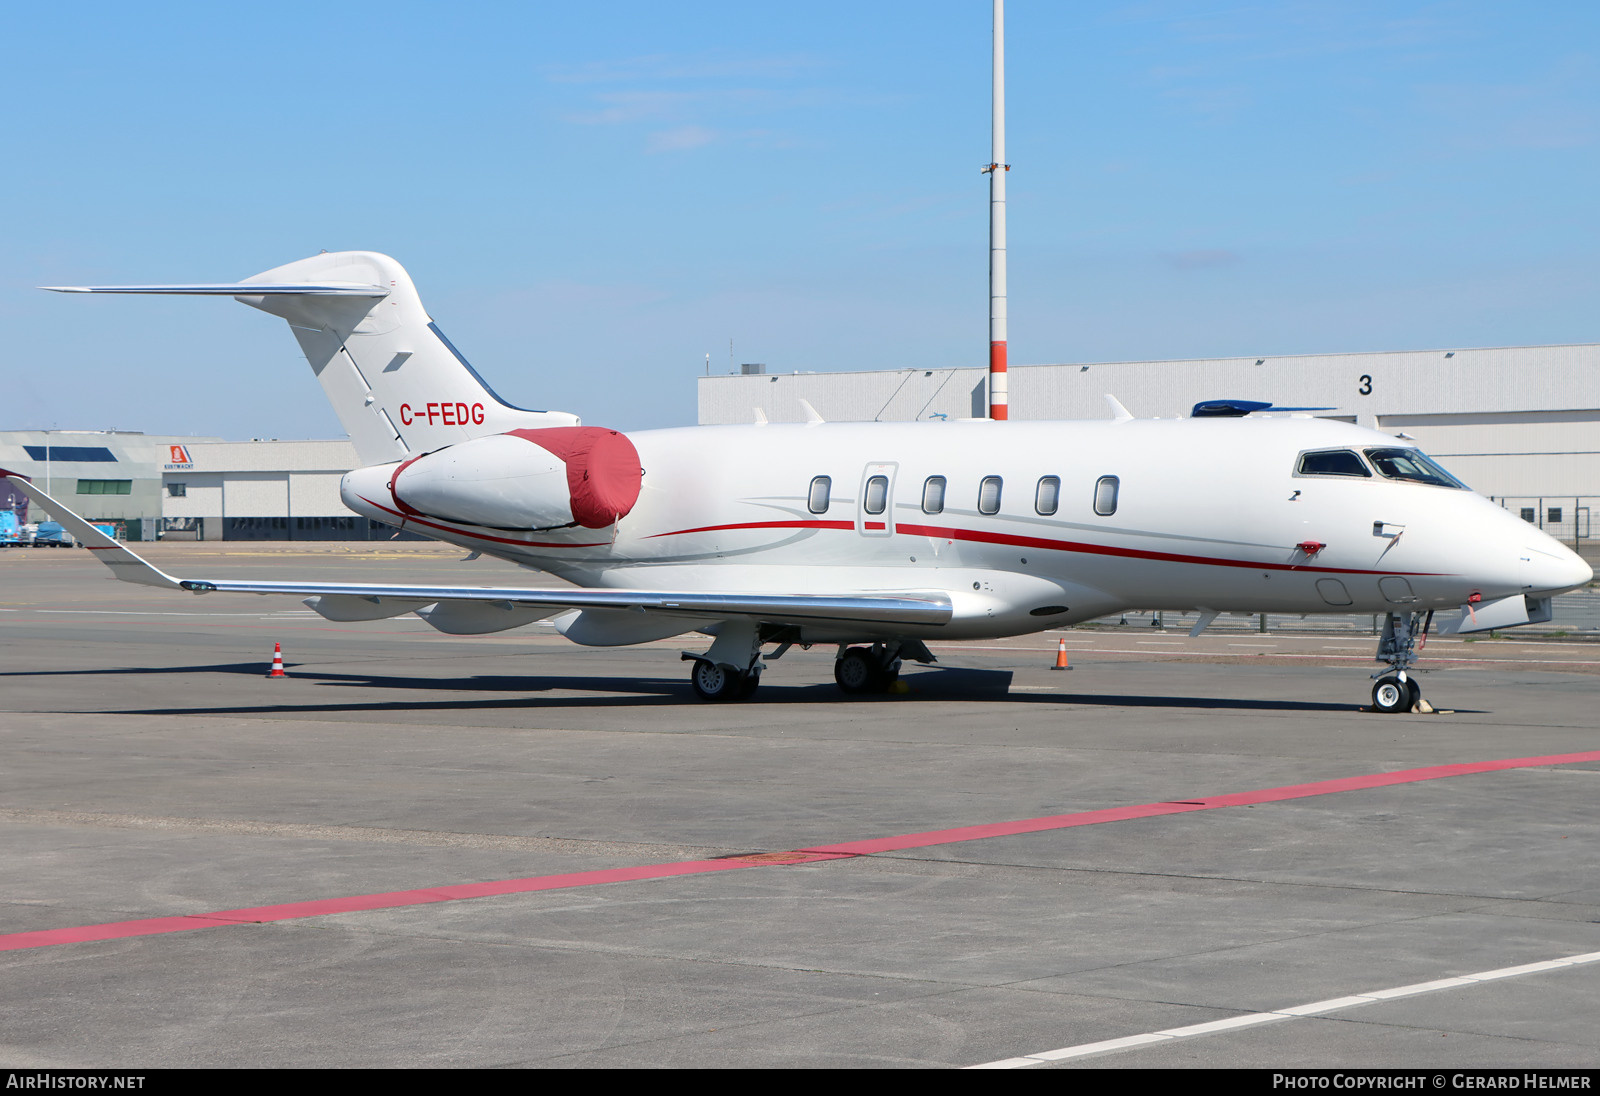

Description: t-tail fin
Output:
[42,251,579,465]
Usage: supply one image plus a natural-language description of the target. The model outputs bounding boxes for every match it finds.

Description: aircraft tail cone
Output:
[267,642,287,678]
[1050,638,1072,671]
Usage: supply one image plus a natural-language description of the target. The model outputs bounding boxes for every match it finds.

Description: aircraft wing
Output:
[2,476,951,630]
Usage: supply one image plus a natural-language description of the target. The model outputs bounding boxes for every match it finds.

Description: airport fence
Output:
[1092,588,1600,638]
[1486,495,1595,557]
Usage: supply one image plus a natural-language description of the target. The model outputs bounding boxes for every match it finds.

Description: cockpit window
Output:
[1363,448,1467,489]
[1296,450,1371,478]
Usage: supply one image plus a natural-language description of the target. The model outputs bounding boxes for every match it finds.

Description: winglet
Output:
[1,476,182,589]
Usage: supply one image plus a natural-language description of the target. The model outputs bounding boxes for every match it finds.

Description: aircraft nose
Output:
[1523,541,1593,595]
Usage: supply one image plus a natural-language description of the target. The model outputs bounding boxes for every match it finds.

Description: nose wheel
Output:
[1370,610,1433,713]
[1371,674,1421,714]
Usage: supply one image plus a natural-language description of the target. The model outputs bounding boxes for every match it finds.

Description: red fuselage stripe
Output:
[646,518,1444,577]
[356,501,1444,578]
[356,495,609,549]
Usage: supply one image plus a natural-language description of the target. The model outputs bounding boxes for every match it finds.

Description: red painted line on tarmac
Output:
[5,750,1599,953]
[0,854,851,952]
[800,750,1600,856]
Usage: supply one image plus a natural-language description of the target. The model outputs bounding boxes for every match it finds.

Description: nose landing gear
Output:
[1371,610,1434,713]
[1371,673,1421,714]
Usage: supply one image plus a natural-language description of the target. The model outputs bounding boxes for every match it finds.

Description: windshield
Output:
[1363,448,1467,489]
[1296,450,1371,478]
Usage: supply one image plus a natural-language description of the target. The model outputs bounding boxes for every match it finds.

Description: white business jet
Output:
[18,251,1591,711]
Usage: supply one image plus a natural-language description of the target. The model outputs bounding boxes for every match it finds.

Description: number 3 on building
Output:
[1358,375,1372,395]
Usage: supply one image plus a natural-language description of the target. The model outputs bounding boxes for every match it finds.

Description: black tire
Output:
[1372,675,1409,714]
[832,649,883,691]
[835,647,890,695]
[1404,676,1422,712]
[738,671,761,700]
[690,660,742,702]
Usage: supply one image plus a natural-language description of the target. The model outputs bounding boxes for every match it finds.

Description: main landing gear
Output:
[1370,610,1435,714]
[687,657,762,702]
[834,643,900,694]
[682,620,770,702]
[682,628,937,702]
[834,640,935,696]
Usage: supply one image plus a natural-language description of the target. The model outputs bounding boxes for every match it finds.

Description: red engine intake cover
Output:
[506,427,643,529]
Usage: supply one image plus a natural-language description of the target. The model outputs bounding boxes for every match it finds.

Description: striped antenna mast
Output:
[984,0,1009,419]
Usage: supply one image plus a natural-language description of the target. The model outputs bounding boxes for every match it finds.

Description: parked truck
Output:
[31,521,73,547]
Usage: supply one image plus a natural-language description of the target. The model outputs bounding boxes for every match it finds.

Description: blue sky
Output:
[4,2,1597,439]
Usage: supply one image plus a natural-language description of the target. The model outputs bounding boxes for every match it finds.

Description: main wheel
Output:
[834,647,884,694]
[738,670,761,700]
[1405,676,1422,712]
[1372,675,1410,714]
[690,660,742,702]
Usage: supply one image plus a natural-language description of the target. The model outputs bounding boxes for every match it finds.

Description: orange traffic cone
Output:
[1051,638,1072,670]
[267,642,286,678]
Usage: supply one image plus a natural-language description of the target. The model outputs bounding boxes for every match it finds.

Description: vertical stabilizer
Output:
[43,251,580,465]
[237,252,578,463]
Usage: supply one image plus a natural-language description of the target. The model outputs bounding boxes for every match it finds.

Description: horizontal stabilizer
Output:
[40,283,387,297]
[41,250,581,465]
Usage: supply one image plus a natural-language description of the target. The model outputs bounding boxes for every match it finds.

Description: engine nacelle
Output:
[351,427,642,531]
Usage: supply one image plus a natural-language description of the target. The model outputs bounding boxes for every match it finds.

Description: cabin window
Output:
[922,476,946,514]
[1035,476,1060,515]
[1363,448,1466,489]
[807,476,831,514]
[1296,450,1371,478]
[978,476,1003,515]
[864,475,888,515]
[1093,475,1119,516]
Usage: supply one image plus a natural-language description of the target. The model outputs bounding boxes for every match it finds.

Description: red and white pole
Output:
[985,0,1009,420]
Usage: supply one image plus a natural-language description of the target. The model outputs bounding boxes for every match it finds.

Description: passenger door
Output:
[857,463,897,537]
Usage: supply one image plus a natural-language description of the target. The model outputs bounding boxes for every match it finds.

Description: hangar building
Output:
[0,430,220,540]
[0,433,409,541]
[698,342,1599,552]
[5,342,1596,550]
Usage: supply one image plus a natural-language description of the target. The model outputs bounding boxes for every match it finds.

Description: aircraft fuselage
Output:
[340,415,1589,643]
